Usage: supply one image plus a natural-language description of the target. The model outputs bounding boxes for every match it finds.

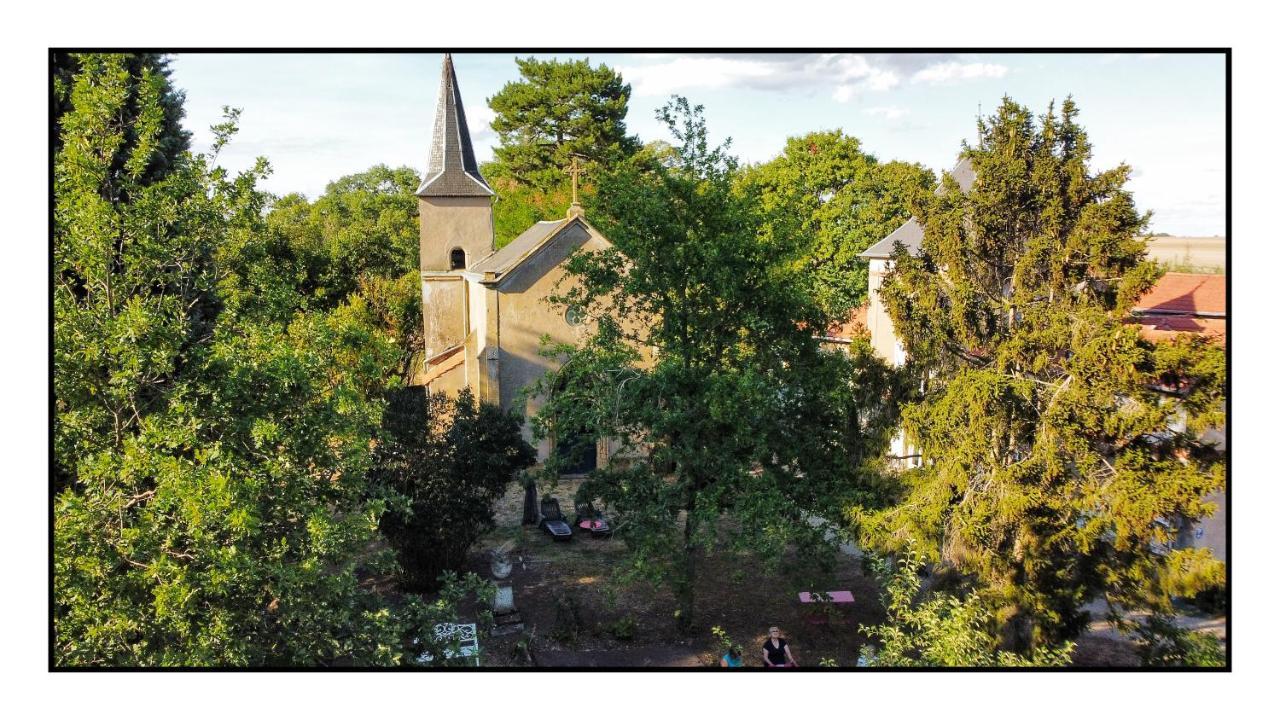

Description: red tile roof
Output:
[1133,272,1225,316]
[1130,272,1227,346]
[823,305,869,342]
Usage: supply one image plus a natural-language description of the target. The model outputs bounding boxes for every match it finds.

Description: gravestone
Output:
[492,584,524,636]
[489,545,513,580]
[522,480,539,525]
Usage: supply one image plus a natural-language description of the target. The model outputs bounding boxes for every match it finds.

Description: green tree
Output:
[531,98,903,633]
[484,57,642,246]
[53,53,220,491]
[858,547,1074,667]
[485,169,573,248]
[855,97,1226,650]
[258,165,423,375]
[375,388,536,591]
[52,52,191,185]
[53,54,429,666]
[739,130,934,315]
[488,56,639,191]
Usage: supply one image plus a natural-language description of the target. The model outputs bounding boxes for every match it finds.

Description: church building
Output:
[414,54,615,469]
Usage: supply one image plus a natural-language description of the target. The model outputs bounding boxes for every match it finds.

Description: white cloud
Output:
[910,61,1008,85]
[617,53,955,99]
[465,103,496,142]
[864,105,909,120]
[618,56,781,96]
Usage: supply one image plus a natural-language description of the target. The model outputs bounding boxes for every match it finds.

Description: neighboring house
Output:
[413,55,616,470]
[1130,272,1227,561]
[854,161,1227,559]
[816,304,869,350]
[1130,272,1226,347]
[859,158,977,367]
[855,158,975,465]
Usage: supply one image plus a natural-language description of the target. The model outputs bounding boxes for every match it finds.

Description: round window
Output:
[565,305,584,326]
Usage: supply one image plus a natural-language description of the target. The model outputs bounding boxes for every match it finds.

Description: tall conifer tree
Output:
[859,97,1226,649]
[487,56,639,190]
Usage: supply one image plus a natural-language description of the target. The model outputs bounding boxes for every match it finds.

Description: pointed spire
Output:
[417,53,493,197]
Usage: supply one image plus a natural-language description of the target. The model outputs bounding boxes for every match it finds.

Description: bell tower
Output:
[418,53,495,362]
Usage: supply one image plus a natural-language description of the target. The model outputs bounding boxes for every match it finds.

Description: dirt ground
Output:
[440,480,1176,668]
[462,480,885,668]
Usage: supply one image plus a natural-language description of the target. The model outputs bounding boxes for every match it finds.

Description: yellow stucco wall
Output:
[866,258,904,365]
[493,222,605,459]
[422,215,643,466]
[419,196,494,272]
[421,275,467,360]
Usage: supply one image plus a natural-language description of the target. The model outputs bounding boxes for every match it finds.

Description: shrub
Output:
[375,388,536,591]
[858,546,1074,667]
[605,615,638,642]
[1129,614,1226,668]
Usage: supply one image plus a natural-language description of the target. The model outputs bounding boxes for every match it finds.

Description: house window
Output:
[450,248,466,270]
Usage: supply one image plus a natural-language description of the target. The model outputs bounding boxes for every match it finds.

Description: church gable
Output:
[470,216,608,293]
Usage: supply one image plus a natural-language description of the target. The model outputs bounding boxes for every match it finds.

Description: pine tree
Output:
[858,97,1226,650]
[487,56,639,190]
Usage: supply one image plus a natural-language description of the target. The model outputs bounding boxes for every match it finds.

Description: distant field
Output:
[1145,236,1226,273]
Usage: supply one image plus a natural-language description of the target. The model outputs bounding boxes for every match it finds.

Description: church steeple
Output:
[417,53,494,197]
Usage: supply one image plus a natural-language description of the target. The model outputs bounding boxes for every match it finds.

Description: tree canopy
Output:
[739,130,935,316]
[859,546,1074,667]
[261,165,424,377]
[854,96,1226,650]
[488,56,639,190]
[52,54,1224,669]
[52,52,191,186]
[531,98,906,633]
[375,388,536,591]
[484,57,642,246]
[53,55,485,667]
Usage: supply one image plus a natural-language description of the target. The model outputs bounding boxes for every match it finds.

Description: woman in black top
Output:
[762,626,798,667]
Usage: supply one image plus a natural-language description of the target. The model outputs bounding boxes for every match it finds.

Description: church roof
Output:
[470,220,565,275]
[860,157,975,260]
[417,54,494,198]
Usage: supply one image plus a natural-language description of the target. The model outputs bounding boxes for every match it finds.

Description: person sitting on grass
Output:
[720,645,743,667]
[762,626,798,667]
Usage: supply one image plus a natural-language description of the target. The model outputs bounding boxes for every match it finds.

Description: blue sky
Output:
[171,52,1226,235]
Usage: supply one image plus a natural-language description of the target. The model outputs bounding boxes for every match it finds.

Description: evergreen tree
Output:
[52,52,191,185]
[487,56,639,190]
[375,389,536,591]
[855,97,1226,650]
[739,130,935,316]
[859,546,1074,667]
